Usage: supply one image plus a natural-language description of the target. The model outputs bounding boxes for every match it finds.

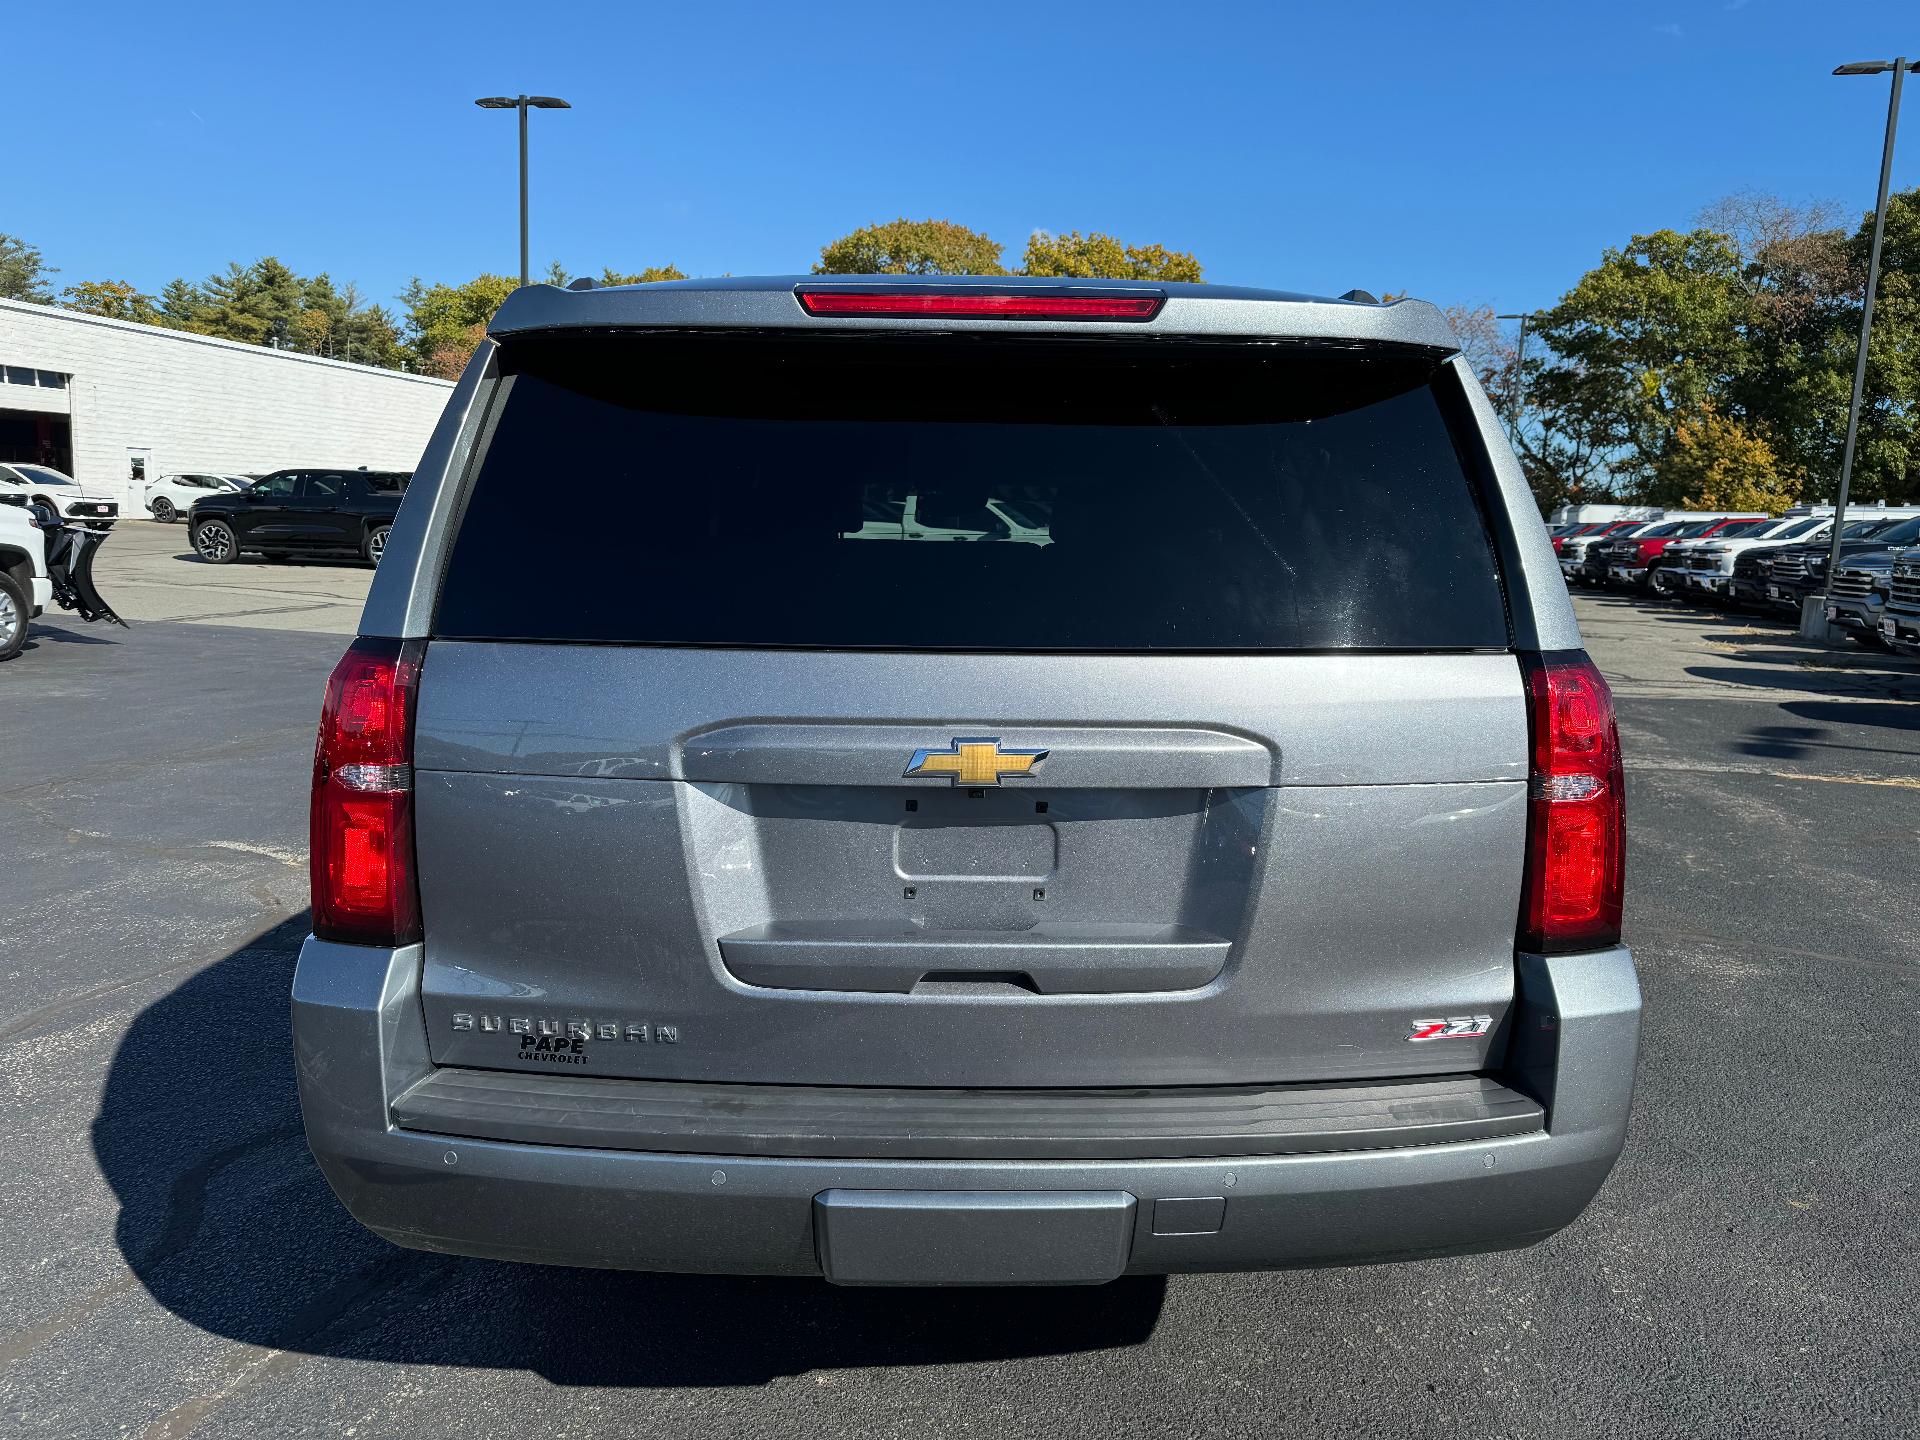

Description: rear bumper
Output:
[292,938,1641,1281]
[30,576,50,615]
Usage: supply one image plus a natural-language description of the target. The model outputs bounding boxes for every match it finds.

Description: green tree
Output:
[156,277,208,330]
[402,273,518,377]
[1020,230,1202,282]
[1523,229,1760,503]
[1506,191,1920,508]
[599,265,688,285]
[188,257,304,346]
[61,279,159,323]
[0,233,56,303]
[1834,189,1920,500]
[332,286,406,369]
[815,219,1006,275]
[137,260,405,366]
[1699,194,1858,501]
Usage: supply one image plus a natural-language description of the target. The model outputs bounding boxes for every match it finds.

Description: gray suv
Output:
[292,276,1639,1286]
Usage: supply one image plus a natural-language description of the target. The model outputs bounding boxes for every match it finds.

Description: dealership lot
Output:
[1,566,1916,1437]
[80,516,373,632]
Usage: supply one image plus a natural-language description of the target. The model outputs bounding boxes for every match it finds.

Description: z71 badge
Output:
[1407,1014,1494,1042]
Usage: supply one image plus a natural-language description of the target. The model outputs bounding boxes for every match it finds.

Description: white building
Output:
[0,298,455,515]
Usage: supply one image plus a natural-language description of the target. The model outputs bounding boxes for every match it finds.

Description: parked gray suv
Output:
[292,276,1639,1286]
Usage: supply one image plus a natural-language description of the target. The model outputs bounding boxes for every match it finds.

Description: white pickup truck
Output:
[0,501,53,660]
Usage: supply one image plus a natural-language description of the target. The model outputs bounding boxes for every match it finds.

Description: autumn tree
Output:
[1441,304,1516,410]
[0,234,56,303]
[401,273,518,377]
[61,280,159,323]
[1021,230,1202,282]
[598,265,688,285]
[1650,407,1802,512]
[815,220,1006,275]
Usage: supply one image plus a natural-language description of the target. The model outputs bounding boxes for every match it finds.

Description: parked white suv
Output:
[0,464,120,527]
[0,501,51,661]
[146,472,248,523]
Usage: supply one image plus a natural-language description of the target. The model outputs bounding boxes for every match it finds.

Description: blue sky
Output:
[13,1,1919,317]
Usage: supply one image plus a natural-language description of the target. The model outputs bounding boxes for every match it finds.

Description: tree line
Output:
[5,195,1916,507]
[0,220,1200,381]
[1442,189,1920,510]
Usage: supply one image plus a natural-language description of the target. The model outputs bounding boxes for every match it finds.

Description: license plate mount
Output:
[814,1189,1137,1286]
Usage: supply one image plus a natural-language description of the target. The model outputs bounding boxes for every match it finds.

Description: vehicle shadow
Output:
[93,915,1168,1386]
[1774,701,1920,749]
[172,552,372,570]
[1683,663,1920,704]
[21,621,120,647]
[1733,724,1829,760]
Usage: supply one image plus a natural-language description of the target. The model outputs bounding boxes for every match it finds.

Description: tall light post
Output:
[1822,59,1912,611]
[474,95,572,288]
[1495,311,1533,441]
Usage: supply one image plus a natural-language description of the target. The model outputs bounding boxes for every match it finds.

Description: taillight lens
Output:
[311,637,424,946]
[794,289,1164,321]
[1519,652,1625,952]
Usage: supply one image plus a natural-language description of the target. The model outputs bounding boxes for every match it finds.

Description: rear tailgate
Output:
[412,331,1527,1088]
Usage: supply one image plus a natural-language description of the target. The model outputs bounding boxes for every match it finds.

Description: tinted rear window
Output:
[436,335,1510,651]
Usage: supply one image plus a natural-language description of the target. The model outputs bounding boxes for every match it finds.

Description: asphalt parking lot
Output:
[82,516,372,633]
[2,549,1916,1438]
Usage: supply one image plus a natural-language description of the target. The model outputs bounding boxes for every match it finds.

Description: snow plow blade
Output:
[40,514,128,628]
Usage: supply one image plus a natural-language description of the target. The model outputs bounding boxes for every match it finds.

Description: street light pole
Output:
[519,99,529,288]
[1495,312,1532,441]
[474,95,573,288]
[1823,58,1911,609]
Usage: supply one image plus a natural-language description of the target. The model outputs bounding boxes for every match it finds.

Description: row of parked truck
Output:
[1551,505,1920,657]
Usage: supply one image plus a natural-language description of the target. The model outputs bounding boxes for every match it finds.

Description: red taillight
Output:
[311,637,424,946]
[1518,652,1625,952]
[794,289,1164,321]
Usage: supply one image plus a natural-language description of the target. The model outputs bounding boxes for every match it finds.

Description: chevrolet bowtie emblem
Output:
[904,737,1049,786]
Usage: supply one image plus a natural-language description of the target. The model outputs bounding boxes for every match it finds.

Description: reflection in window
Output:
[840,485,1054,546]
